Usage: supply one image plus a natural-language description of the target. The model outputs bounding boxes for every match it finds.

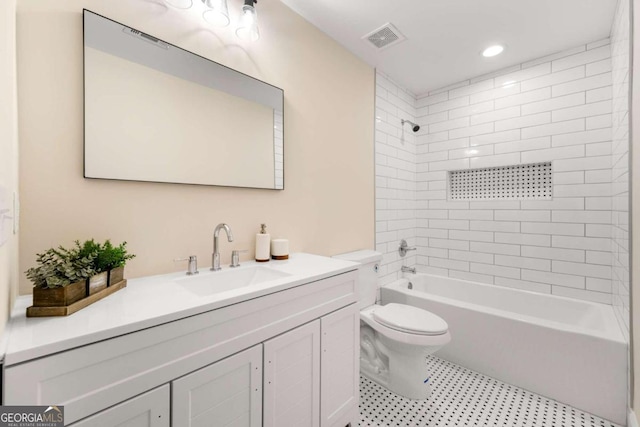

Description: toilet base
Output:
[386,350,433,400]
[360,322,439,400]
[361,365,433,401]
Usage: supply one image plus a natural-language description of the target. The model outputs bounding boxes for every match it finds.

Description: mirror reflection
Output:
[83,10,284,189]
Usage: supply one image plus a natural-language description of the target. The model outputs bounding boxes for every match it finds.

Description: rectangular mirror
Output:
[83,10,284,190]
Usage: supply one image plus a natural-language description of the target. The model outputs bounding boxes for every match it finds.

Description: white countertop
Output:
[5,253,359,366]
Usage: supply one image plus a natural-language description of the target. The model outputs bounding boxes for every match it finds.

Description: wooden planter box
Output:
[108,266,125,287]
[32,280,86,307]
[27,266,129,317]
[27,279,127,317]
[87,271,108,295]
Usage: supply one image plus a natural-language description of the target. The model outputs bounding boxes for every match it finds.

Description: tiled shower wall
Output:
[375,36,630,314]
[375,73,418,289]
[414,40,615,303]
[610,0,630,337]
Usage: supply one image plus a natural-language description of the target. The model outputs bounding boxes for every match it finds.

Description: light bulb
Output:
[236,2,259,42]
[202,0,230,27]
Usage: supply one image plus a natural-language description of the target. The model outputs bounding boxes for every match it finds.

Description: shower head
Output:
[401,119,420,133]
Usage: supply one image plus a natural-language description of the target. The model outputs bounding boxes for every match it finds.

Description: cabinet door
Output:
[263,320,321,427]
[70,385,169,427]
[172,345,262,427]
[321,304,360,427]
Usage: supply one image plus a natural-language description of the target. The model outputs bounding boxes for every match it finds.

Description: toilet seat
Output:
[360,305,451,347]
[373,303,448,336]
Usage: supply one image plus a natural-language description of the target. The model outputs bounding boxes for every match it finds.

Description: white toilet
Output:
[334,250,451,400]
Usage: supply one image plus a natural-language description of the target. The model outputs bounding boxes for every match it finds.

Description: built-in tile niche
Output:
[449,162,552,201]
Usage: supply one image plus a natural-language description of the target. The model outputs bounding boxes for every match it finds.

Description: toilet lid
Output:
[373,303,448,336]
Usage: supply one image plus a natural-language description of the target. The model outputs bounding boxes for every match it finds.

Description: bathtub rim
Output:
[383,274,626,345]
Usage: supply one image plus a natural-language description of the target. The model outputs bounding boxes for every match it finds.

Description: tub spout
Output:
[401,265,416,274]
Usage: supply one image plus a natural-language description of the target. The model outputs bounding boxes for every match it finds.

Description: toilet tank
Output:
[333,250,383,309]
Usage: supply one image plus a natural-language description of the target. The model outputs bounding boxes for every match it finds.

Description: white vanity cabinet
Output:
[172,345,263,427]
[171,309,357,427]
[320,304,360,427]
[4,267,359,427]
[69,385,169,427]
[261,304,360,427]
[263,320,321,427]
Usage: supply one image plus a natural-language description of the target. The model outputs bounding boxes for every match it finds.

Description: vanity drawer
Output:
[4,271,357,425]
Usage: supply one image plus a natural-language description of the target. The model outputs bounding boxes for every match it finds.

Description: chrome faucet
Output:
[401,265,416,274]
[212,223,234,271]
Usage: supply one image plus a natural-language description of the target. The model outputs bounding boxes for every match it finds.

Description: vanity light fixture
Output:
[165,0,259,41]
[482,44,504,57]
[202,0,230,27]
[236,0,260,42]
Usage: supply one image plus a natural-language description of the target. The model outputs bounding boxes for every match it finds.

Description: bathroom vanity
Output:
[3,254,360,427]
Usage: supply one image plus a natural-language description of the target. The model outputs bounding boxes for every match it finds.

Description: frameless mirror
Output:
[83,10,284,190]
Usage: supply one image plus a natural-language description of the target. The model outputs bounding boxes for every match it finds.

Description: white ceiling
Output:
[280,0,618,96]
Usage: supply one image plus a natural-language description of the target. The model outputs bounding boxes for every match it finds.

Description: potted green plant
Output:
[96,240,135,287]
[74,239,136,293]
[25,247,96,307]
[75,239,109,295]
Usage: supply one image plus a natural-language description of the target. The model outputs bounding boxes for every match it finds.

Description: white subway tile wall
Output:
[375,72,417,291]
[413,40,615,304]
[610,0,630,338]
[375,34,629,330]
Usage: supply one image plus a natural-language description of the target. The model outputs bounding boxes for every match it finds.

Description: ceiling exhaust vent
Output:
[363,23,406,50]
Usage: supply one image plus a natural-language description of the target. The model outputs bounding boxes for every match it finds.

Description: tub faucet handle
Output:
[399,239,416,257]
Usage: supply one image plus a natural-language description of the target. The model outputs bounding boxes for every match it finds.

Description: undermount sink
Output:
[176,266,292,297]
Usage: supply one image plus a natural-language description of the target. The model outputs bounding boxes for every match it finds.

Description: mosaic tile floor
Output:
[359,356,621,427]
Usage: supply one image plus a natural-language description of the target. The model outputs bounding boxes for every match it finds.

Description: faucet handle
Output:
[230,250,248,268]
[174,255,199,275]
[399,239,417,257]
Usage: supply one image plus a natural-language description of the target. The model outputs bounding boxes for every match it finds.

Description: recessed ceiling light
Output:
[482,45,504,58]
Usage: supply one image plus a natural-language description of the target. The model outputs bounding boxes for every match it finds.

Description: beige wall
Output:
[17,0,375,293]
[0,0,19,333]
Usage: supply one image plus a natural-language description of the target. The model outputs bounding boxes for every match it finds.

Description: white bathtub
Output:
[381,274,627,426]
